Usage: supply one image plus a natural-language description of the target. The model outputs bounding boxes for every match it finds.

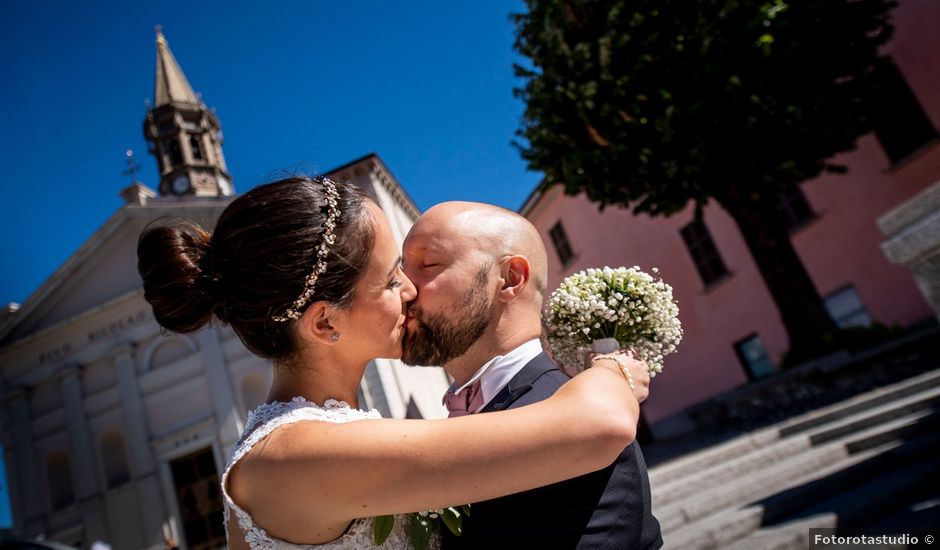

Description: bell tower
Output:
[144,27,233,197]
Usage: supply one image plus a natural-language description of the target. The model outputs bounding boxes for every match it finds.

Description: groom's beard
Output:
[403,265,495,367]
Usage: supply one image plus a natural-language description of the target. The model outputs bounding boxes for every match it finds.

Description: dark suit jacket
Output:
[442,351,662,550]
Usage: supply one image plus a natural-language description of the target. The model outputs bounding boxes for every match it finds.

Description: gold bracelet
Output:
[590,355,636,392]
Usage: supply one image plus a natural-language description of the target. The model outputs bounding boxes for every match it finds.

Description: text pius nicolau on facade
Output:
[37,310,149,365]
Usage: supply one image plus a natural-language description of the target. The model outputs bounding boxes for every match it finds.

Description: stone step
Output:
[652,404,938,508]
[648,427,779,488]
[722,512,838,550]
[709,430,940,549]
[662,507,764,550]
[806,386,940,446]
[758,419,940,526]
[649,367,940,486]
[657,407,939,535]
[777,367,940,437]
[656,440,872,533]
[792,434,940,527]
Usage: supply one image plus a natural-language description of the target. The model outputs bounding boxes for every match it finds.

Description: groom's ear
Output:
[498,255,531,302]
[296,301,341,345]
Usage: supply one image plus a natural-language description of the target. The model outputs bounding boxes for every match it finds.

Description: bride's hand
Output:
[588,350,651,404]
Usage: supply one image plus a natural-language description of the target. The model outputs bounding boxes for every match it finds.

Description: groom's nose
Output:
[400,271,418,301]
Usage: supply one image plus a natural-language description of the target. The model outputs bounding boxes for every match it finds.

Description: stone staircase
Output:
[650,367,940,549]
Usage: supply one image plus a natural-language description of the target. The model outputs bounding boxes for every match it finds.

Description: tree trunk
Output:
[719,189,838,364]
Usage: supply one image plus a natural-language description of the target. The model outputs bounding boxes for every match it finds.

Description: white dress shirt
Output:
[445,338,545,413]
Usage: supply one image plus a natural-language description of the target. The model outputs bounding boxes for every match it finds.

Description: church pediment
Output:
[1,198,230,345]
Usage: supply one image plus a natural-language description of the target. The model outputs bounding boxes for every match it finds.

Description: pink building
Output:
[521,0,940,437]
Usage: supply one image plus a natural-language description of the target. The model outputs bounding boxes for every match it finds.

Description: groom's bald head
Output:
[413,201,548,299]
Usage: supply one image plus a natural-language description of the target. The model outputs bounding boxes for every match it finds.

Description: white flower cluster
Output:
[545,266,683,376]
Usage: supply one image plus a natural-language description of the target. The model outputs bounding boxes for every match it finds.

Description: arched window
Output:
[241,373,268,414]
[101,431,131,489]
[189,135,204,161]
[46,453,74,509]
[150,339,192,371]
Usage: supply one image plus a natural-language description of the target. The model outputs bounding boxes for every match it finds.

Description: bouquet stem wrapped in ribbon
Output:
[545,266,683,376]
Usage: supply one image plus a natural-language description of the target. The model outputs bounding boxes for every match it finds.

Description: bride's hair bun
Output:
[137,219,217,334]
[136,176,376,364]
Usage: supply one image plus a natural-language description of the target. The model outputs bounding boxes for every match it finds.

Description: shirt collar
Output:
[445,338,544,412]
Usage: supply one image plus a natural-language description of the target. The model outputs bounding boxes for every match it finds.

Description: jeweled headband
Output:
[272,178,342,322]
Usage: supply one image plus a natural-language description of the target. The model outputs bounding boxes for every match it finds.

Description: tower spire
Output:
[143,27,233,198]
[153,26,199,107]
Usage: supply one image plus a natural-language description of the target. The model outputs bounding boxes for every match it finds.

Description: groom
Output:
[401,202,662,549]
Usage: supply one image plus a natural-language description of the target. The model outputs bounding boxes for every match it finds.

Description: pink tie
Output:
[444,380,484,418]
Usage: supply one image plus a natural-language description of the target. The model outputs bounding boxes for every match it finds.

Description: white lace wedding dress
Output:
[222,396,440,549]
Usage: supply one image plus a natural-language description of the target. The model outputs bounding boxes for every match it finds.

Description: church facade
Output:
[0,30,448,548]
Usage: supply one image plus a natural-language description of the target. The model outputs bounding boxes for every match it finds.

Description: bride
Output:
[137,176,650,549]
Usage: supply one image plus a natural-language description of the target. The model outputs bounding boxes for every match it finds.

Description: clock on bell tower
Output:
[143,27,234,198]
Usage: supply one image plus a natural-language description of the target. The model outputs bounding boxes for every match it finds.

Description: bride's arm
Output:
[233,355,642,527]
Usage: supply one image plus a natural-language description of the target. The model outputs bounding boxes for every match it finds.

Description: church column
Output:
[195,328,241,459]
[58,365,108,542]
[112,344,166,549]
[6,387,45,535]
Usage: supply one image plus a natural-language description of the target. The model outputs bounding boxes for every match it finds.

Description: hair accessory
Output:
[272,178,342,322]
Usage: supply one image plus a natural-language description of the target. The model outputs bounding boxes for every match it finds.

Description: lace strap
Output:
[222,399,381,548]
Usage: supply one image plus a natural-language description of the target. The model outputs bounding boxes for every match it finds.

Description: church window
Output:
[101,431,131,489]
[46,453,74,509]
[166,139,183,166]
[170,447,226,547]
[190,135,204,161]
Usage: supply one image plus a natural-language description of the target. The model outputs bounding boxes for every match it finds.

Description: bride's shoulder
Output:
[246,397,381,430]
[234,397,383,469]
[225,398,385,544]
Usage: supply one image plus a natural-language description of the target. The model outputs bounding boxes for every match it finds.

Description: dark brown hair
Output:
[137,176,376,364]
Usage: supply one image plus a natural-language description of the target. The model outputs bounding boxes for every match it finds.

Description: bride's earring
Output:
[330,333,340,342]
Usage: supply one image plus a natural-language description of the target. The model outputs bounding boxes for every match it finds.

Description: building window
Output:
[46,453,74,510]
[549,221,575,266]
[872,60,938,165]
[189,135,204,161]
[101,432,130,489]
[170,447,226,548]
[776,185,815,231]
[166,139,183,166]
[680,220,729,287]
[734,334,776,381]
[824,285,871,328]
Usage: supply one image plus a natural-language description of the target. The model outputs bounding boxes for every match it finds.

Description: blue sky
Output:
[0,0,540,529]
[0,0,541,307]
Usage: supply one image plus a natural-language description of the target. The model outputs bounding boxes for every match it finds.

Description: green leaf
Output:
[441,508,462,536]
[374,515,394,545]
[409,514,432,550]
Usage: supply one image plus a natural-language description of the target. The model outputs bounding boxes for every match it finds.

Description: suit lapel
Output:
[480,351,557,413]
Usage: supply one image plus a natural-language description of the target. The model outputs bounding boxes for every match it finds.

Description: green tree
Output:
[513,0,896,362]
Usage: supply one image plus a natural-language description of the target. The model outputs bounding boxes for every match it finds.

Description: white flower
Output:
[544,265,683,376]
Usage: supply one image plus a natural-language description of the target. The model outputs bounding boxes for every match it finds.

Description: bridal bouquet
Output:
[545,266,682,376]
